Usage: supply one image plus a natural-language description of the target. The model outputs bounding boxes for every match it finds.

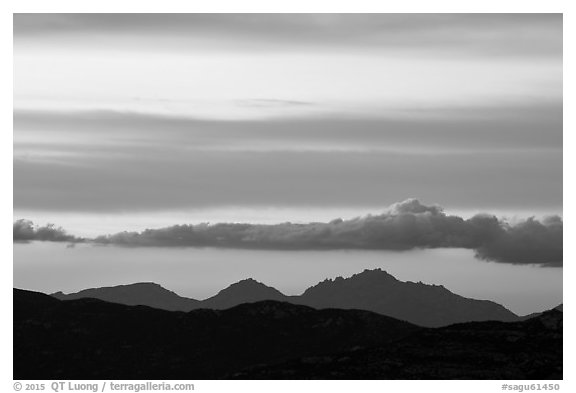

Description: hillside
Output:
[15,289,419,379]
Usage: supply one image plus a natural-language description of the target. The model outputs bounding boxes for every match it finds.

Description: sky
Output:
[12,14,563,313]
[13,14,562,247]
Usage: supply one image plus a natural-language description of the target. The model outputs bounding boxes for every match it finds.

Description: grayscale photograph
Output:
[13,13,562,380]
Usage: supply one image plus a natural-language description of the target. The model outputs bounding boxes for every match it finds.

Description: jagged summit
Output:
[299,268,517,327]
[307,269,397,287]
[303,269,399,296]
[350,268,399,281]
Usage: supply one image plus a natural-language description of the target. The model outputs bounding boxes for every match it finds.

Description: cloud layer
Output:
[13,219,83,243]
[13,106,562,213]
[19,199,552,267]
[14,14,561,59]
[13,15,562,266]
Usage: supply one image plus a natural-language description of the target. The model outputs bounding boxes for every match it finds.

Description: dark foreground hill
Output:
[52,269,519,327]
[14,289,418,379]
[15,288,561,380]
[236,309,563,379]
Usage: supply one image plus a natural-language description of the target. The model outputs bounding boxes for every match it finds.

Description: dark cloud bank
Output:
[13,219,83,243]
[14,200,561,267]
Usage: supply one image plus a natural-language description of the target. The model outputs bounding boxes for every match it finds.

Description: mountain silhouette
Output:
[200,278,287,309]
[52,282,199,311]
[295,269,518,327]
[51,269,520,327]
[14,288,561,380]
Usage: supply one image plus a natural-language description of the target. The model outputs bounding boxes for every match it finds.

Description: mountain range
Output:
[52,269,526,327]
[14,288,562,379]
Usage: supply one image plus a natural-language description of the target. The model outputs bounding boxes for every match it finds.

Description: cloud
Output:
[235,99,314,107]
[13,219,83,243]
[82,199,561,267]
[14,105,563,151]
[14,14,561,59]
[13,107,562,213]
[388,199,444,215]
[474,216,563,267]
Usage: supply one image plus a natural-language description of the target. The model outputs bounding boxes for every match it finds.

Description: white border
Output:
[3,1,572,391]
